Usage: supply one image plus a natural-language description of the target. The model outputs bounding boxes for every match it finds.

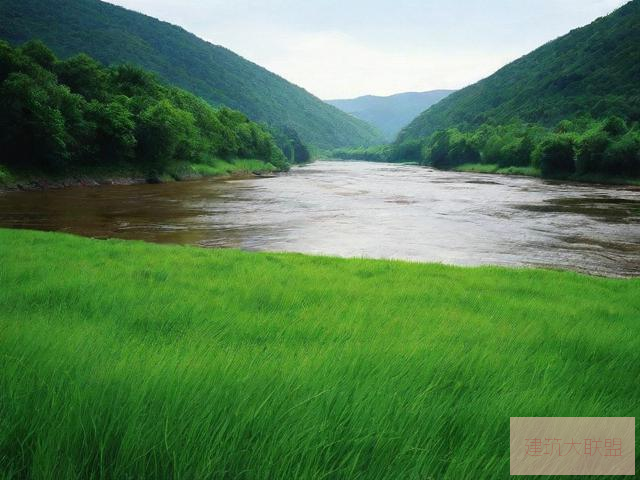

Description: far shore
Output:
[0,159,282,193]
[452,162,640,187]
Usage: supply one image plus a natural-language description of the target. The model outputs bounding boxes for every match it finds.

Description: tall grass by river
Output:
[0,229,638,479]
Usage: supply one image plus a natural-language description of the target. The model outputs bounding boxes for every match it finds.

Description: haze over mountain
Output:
[0,0,384,150]
[398,0,640,142]
[327,90,454,141]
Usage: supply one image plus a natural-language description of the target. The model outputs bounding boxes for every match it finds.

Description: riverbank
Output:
[454,163,640,186]
[1,228,638,478]
[0,158,280,192]
[324,157,640,186]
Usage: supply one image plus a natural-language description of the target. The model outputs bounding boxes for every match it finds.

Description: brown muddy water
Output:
[1,160,639,277]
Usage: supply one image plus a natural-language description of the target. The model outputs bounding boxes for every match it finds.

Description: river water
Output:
[1,161,639,276]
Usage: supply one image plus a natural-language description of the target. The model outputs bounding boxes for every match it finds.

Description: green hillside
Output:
[0,40,289,183]
[0,0,384,150]
[391,1,640,182]
[399,0,640,141]
[327,90,453,141]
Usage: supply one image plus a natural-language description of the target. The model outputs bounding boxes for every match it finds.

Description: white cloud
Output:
[106,0,631,99]
[245,31,518,99]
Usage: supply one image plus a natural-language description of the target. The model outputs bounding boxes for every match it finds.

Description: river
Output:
[1,160,639,277]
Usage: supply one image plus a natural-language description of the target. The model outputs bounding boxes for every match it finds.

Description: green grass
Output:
[496,166,541,176]
[0,229,638,479]
[454,163,541,177]
[187,158,277,178]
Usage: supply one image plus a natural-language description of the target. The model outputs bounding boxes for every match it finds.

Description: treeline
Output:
[389,117,640,179]
[330,145,391,162]
[0,40,308,177]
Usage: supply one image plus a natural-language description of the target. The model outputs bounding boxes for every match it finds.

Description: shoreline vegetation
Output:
[328,124,640,187]
[452,162,640,186]
[0,40,311,190]
[326,155,640,187]
[0,157,282,192]
[390,117,640,185]
[1,228,638,478]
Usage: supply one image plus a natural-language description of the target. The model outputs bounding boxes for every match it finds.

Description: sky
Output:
[107,0,628,100]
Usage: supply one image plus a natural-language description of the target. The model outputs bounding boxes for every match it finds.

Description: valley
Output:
[1,0,639,478]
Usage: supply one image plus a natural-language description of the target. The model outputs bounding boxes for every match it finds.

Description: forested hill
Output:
[398,0,640,142]
[0,40,290,180]
[0,0,384,150]
[327,90,453,141]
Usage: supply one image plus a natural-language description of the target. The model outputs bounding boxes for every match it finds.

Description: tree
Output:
[0,73,68,170]
[446,134,480,167]
[539,136,575,176]
[56,54,108,100]
[20,40,56,70]
[136,100,196,166]
[506,135,534,167]
[273,126,310,164]
[603,134,640,176]
[111,64,160,98]
[601,116,627,137]
[576,131,610,174]
[422,131,450,166]
[86,98,137,163]
[421,129,479,168]
[388,139,422,163]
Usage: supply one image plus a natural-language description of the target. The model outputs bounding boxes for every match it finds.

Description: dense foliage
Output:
[0,40,291,176]
[394,118,640,178]
[389,1,640,180]
[327,90,453,141]
[0,0,384,150]
[398,1,640,142]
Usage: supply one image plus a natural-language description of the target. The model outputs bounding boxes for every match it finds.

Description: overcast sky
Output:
[107,0,628,100]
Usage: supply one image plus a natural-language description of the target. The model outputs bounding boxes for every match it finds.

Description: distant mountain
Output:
[327,91,453,141]
[0,0,384,150]
[398,0,640,142]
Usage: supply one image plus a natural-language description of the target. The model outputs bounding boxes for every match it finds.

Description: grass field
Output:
[0,229,638,479]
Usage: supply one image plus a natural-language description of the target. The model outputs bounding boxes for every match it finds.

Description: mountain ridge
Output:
[0,0,385,149]
[327,90,454,141]
[398,0,640,142]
